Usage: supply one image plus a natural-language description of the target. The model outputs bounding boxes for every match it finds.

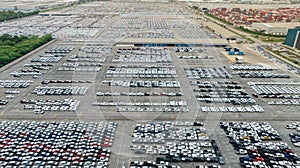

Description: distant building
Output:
[285,27,300,50]
[252,23,300,35]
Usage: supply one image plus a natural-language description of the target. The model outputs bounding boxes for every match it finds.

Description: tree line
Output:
[0,10,39,22]
[0,34,53,67]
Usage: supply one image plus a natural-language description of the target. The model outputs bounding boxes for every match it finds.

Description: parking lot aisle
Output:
[271,121,300,154]
[213,126,240,168]
[171,50,200,121]
[94,16,120,39]
[110,121,132,168]
[75,81,98,120]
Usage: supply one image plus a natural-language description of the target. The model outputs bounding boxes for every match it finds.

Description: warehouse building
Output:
[252,23,299,35]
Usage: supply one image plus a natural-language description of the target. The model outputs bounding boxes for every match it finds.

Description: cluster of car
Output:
[201,105,264,113]
[53,27,100,39]
[0,121,116,167]
[21,99,80,114]
[268,100,300,106]
[185,67,232,79]
[0,80,32,88]
[130,121,224,164]
[41,80,92,84]
[92,101,187,107]
[289,133,300,147]
[0,100,8,105]
[97,92,183,97]
[31,46,74,63]
[177,55,213,59]
[285,122,300,147]
[117,107,189,112]
[197,97,256,105]
[144,30,174,38]
[102,80,181,88]
[130,160,180,168]
[285,122,300,131]
[174,47,205,53]
[113,48,172,63]
[230,64,276,71]
[220,122,300,167]
[57,67,101,72]
[176,28,218,39]
[248,82,300,97]
[106,67,177,78]
[32,86,88,96]
[234,71,289,78]
[195,89,255,104]
[192,80,259,107]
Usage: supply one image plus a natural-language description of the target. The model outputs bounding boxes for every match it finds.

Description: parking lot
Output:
[0,1,300,168]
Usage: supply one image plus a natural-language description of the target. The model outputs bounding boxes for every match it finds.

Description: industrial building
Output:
[252,23,300,35]
[285,27,300,50]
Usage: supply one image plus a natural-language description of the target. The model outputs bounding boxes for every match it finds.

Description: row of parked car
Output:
[92,101,187,107]
[53,28,99,39]
[130,160,181,168]
[10,71,42,78]
[219,122,300,168]
[112,54,172,63]
[248,82,300,96]
[79,46,112,53]
[230,64,276,71]
[57,67,101,72]
[67,54,108,62]
[21,99,80,114]
[234,71,289,78]
[106,67,177,75]
[97,92,183,96]
[174,47,205,53]
[61,62,102,67]
[185,67,232,79]
[102,80,181,88]
[0,121,116,167]
[191,80,240,89]
[197,97,256,105]
[32,86,88,96]
[268,100,300,106]
[42,80,92,84]
[201,105,264,113]
[0,80,32,88]
[177,55,213,59]
[24,63,53,70]
[117,107,189,112]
